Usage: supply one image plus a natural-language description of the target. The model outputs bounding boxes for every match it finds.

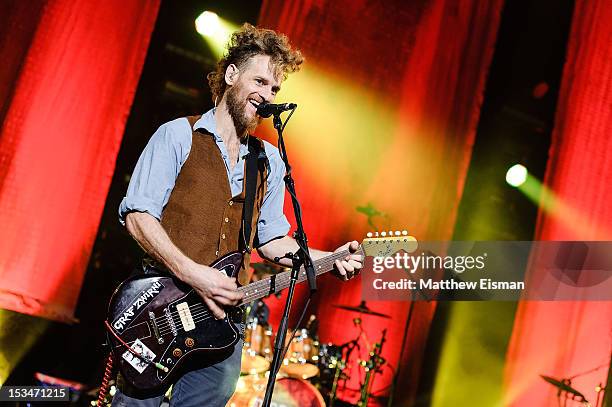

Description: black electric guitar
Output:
[105,233,417,390]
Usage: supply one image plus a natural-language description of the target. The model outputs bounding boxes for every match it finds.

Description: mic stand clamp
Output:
[262,108,316,407]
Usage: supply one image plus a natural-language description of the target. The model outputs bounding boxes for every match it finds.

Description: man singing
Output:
[112,23,363,406]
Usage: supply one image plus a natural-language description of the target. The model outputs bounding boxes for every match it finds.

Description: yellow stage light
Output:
[195,11,221,38]
[194,11,238,58]
[0,309,49,385]
[506,164,528,187]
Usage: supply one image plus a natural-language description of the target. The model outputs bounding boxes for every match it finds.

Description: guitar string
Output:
[154,257,337,332]
[158,264,370,336]
[154,253,350,335]
[156,276,319,335]
[145,243,376,329]
[154,251,353,334]
[153,251,347,326]
[155,247,374,335]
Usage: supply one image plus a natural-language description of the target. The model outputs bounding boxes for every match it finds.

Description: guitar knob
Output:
[173,348,182,357]
[185,338,195,347]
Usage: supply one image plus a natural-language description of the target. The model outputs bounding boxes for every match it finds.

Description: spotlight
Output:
[195,11,221,38]
[506,164,528,187]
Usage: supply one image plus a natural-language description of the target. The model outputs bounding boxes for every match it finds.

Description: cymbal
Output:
[540,375,588,400]
[332,301,390,318]
[251,262,288,277]
[240,350,270,375]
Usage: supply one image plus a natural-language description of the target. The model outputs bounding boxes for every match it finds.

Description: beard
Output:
[226,85,260,138]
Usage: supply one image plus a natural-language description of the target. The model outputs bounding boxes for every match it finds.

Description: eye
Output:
[255,78,264,85]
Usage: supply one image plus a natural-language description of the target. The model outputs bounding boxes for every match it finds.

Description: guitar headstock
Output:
[361,230,418,257]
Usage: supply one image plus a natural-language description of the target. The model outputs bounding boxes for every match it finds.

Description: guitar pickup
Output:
[176,302,195,332]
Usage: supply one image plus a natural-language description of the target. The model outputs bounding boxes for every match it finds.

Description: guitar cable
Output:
[97,352,114,407]
[98,320,167,406]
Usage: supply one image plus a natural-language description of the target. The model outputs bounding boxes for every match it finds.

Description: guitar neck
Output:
[238,247,363,305]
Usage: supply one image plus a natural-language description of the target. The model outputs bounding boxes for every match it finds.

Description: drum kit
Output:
[228,262,391,407]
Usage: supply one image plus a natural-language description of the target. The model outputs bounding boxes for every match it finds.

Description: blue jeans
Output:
[111,338,243,407]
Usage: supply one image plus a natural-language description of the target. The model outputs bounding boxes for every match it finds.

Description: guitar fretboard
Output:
[238,247,364,305]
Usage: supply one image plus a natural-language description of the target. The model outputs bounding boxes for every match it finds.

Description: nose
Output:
[258,88,275,104]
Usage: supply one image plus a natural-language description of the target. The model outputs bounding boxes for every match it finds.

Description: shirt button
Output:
[224,217,229,223]
[229,201,233,206]
[221,234,226,240]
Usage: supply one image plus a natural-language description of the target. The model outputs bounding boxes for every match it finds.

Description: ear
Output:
[225,64,239,86]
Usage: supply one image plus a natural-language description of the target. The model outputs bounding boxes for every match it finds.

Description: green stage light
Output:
[195,11,221,38]
[506,164,528,187]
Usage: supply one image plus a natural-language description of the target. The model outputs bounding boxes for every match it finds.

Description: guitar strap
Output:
[239,136,267,253]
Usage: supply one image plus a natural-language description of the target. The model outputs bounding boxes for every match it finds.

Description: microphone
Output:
[256,102,297,118]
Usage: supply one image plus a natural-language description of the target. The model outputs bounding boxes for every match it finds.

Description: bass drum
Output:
[227,377,325,407]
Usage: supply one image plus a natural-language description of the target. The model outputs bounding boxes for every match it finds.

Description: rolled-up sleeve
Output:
[256,142,291,245]
[118,119,191,225]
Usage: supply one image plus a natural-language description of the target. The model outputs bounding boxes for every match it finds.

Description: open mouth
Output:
[248,99,260,109]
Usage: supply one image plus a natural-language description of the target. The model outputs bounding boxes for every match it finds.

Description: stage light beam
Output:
[516,173,612,239]
[194,11,238,58]
[506,164,528,187]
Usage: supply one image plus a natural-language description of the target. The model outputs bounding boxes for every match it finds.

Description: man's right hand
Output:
[123,213,243,319]
[182,261,244,320]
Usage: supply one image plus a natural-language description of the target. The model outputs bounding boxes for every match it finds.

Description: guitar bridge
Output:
[165,307,177,337]
[149,311,164,344]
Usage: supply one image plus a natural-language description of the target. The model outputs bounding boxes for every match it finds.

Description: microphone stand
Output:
[262,107,317,407]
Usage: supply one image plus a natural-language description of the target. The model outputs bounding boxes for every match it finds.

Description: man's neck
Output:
[214,101,244,146]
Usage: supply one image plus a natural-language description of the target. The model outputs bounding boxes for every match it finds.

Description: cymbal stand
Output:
[357,329,387,407]
[328,336,359,407]
[328,345,349,407]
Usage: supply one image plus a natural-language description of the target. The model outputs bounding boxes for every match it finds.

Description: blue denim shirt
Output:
[119,108,290,245]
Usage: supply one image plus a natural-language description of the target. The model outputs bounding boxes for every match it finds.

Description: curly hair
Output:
[207,23,304,103]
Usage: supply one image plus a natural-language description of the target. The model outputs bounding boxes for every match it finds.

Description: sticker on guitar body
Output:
[113,280,164,333]
[122,338,157,374]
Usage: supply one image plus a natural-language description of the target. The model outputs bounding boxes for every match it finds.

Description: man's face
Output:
[226,54,281,136]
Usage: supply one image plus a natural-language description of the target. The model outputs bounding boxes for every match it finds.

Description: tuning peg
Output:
[367,232,373,237]
[402,230,408,236]
[394,231,401,236]
[381,231,387,237]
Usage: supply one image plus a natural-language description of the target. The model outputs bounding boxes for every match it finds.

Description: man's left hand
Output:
[333,240,363,281]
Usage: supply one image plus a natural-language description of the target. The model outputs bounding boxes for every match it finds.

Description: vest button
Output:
[221,234,226,240]
[229,200,233,206]
[215,250,219,256]
[224,217,229,223]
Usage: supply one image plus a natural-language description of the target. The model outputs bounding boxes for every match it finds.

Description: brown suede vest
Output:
[160,116,267,285]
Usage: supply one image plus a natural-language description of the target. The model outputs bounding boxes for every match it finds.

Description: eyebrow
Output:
[256,76,281,93]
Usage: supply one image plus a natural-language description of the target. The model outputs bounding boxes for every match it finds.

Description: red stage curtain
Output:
[0,0,160,322]
[504,0,612,405]
[258,1,503,403]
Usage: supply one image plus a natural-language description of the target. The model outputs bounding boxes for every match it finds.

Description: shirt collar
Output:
[193,108,219,140]
[193,108,250,157]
